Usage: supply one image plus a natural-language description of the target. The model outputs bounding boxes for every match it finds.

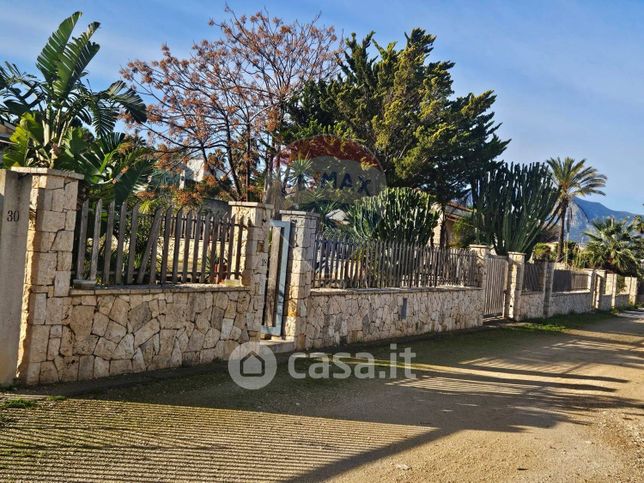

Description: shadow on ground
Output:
[1,310,642,481]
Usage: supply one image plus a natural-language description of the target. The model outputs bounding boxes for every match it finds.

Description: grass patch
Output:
[46,395,66,401]
[1,398,38,409]
[513,311,615,334]
[513,322,569,333]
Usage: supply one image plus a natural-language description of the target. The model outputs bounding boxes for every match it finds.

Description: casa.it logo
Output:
[228,342,417,390]
[228,342,278,390]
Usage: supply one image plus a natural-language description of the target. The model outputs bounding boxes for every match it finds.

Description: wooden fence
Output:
[522,262,543,292]
[73,200,246,287]
[552,269,589,292]
[616,275,628,294]
[312,236,480,289]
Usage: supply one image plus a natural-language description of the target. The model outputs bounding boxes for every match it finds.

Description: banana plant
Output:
[470,162,560,256]
[0,11,146,169]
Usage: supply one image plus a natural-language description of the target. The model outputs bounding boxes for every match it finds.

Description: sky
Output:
[0,0,642,213]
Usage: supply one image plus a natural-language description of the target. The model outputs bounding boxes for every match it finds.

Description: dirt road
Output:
[1,311,642,481]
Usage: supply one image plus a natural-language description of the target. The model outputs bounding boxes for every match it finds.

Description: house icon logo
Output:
[228,342,277,390]
[240,351,265,377]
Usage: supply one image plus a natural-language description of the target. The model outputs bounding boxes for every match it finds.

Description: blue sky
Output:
[1,0,642,213]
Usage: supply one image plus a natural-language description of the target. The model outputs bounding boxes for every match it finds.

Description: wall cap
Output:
[228,201,274,209]
[310,286,482,296]
[10,167,85,180]
[280,210,320,219]
[70,284,250,296]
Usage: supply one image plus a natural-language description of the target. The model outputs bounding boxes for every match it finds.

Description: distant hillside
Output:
[568,198,641,243]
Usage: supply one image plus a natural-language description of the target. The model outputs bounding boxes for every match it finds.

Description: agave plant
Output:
[470,162,560,256]
[347,187,439,245]
[0,11,148,185]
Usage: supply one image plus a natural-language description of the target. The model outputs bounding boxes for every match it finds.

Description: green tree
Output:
[285,29,508,246]
[0,11,149,199]
[546,157,607,261]
[579,218,639,276]
[470,162,559,256]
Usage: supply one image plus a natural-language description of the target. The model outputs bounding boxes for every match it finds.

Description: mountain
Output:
[568,198,641,243]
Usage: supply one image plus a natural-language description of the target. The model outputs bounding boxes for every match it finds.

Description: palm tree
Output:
[631,215,644,236]
[0,11,146,170]
[581,218,638,276]
[547,157,607,261]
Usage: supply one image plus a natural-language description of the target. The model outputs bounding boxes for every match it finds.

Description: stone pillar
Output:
[229,202,272,341]
[12,168,83,385]
[542,261,555,318]
[469,244,490,291]
[606,272,618,309]
[505,252,525,320]
[469,244,490,318]
[594,269,607,309]
[0,170,31,385]
[627,277,638,306]
[586,269,597,312]
[280,210,319,350]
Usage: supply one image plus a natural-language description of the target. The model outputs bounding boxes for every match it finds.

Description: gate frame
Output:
[261,219,292,337]
[483,254,509,319]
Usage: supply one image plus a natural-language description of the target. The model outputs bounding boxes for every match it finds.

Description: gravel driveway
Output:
[1,310,642,482]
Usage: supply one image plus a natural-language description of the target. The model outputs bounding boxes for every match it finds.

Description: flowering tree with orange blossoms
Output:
[122,7,340,201]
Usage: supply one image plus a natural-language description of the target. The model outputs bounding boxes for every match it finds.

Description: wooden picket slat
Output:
[102,200,115,285]
[125,203,140,285]
[182,211,193,282]
[160,207,173,284]
[191,212,203,282]
[226,216,235,279]
[137,207,163,284]
[89,199,102,282]
[75,199,89,281]
[199,213,212,283]
[114,203,128,285]
[171,208,183,283]
[234,219,244,278]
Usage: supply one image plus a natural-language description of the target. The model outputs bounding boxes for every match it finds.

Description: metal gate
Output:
[484,255,508,318]
[261,219,292,337]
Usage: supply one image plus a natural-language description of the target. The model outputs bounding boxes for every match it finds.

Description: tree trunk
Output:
[439,206,448,249]
[557,202,567,262]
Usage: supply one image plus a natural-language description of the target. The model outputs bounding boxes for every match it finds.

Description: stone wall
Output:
[5,168,271,386]
[301,286,483,350]
[598,294,613,311]
[613,294,630,309]
[518,292,545,320]
[29,285,250,384]
[549,291,593,316]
